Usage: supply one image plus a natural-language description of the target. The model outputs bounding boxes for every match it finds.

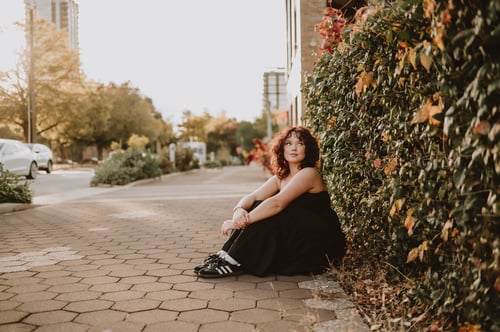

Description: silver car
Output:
[26,143,54,173]
[0,139,38,179]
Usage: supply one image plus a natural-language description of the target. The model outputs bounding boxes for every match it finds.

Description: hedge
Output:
[303,0,499,329]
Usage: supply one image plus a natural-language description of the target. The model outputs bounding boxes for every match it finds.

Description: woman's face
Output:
[283,132,306,164]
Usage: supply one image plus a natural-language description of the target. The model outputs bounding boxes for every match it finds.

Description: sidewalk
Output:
[0,165,368,332]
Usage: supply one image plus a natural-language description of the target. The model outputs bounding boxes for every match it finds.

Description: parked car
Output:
[26,143,54,173]
[0,139,38,179]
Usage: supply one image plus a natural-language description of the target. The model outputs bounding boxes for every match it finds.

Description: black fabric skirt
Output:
[222,192,346,276]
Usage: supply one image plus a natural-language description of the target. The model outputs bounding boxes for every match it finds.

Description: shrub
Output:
[303,0,498,329]
[0,164,32,203]
[91,150,162,186]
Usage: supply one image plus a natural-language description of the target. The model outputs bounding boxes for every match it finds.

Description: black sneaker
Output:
[198,257,243,278]
[194,254,220,274]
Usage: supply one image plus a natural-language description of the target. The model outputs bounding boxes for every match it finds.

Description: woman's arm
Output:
[246,168,322,225]
[232,175,279,211]
[230,175,279,229]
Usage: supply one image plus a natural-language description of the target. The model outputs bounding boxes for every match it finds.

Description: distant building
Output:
[31,0,79,50]
[262,69,288,138]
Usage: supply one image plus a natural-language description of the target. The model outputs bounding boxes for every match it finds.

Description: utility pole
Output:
[25,0,36,143]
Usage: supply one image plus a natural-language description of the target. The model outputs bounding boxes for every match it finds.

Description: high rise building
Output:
[262,68,288,138]
[32,0,79,50]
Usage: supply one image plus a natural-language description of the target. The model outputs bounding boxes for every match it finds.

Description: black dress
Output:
[222,191,346,276]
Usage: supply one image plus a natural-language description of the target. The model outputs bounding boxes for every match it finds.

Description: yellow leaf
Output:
[422,0,436,18]
[384,157,398,175]
[441,220,453,241]
[419,241,429,261]
[407,247,419,263]
[405,215,416,236]
[429,104,443,126]
[389,198,405,217]
[354,71,375,97]
[408,47,417,69]
[411,101,431,124]
[420,53,433,72]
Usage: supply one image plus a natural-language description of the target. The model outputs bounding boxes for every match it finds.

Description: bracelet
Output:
[233,205,244,212]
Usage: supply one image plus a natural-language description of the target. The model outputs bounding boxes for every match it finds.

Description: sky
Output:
[0,0,286,125]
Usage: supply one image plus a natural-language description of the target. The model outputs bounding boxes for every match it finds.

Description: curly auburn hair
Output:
[270,126,320,179]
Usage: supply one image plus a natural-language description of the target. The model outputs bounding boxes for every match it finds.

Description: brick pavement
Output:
[0,165,369,332]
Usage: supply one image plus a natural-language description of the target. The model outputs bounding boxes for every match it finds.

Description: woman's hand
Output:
[232,208,249,229]
[221,220,237,236]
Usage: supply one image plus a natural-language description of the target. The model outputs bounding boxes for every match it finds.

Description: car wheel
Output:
[27,162,38,179]
[46,160,53,174]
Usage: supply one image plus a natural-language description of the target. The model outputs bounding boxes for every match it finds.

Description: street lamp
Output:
[25,0,36,143]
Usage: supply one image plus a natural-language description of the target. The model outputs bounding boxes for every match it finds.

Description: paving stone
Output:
[112,298,160,312]
[199,321,255,332]
[0,300,20,311]
[143,320,199,332]
[54,290,101,302]
[47,283,89,293]
[100,290,145,301]
[0,323,35,332]
[0,277,43,286]
[209,297,256,311]
[178,308,228,324]
[234,288,277,300]
[89,282,131,292]
[258,297,305,311]
[22,310,77,325]
[145,289,188,301]
[64,299,113,313]
[80,276,119,285]
[41,276,82,286]
[107,269,147,277]
[231,308,281,324]
[0,292,15,301]
[258,280,300,292]
[30,322,90,332]
[160,298,207,311]
[279,288,313,299]
[214,281,256,291]
[87,321,145,332]
[73,309,127,325]
[126,309,178,323]
[11,291,57,303]
[189,288,233,301]
[70,269,110,278]
[130,282,172,292]
[16,299,67,313]
[173,281,214,292]
[118,275,157,284]
[284,307,337,323]
[257,319,310,332]
[0,310,29,324]
[146,268,181,281]
[34,270,71,278]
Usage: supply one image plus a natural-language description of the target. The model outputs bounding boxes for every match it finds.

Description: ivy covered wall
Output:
[303,0,498,329]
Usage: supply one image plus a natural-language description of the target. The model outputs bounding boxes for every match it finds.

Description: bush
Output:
[0,164,32,203]
[91,150,162,186]
[303,0,498,329]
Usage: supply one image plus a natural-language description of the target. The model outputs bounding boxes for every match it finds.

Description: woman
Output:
[196,126,346,278]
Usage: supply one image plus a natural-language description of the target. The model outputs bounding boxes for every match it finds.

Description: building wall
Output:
[285,0,325,126]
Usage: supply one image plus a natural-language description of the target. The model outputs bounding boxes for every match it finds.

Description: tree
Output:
[176,110,212,142]
[0,19,83,143]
